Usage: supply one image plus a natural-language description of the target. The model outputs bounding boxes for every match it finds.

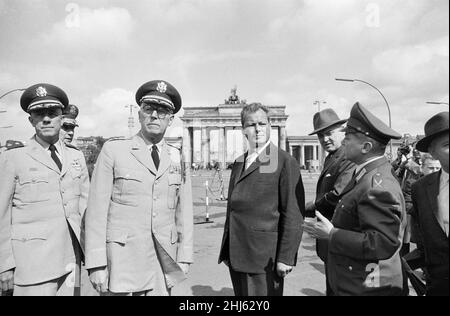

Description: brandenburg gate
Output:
[180,88,288,169]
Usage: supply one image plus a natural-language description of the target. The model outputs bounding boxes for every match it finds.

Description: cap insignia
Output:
[35,86,48,97]
[157,82,168,94]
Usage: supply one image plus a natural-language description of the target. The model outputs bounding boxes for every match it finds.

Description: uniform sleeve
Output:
[0,153,16,274]
[409,183,425,265]
[329,184,403,261]
[78,151,90,219]
[277,156,304,266]
[175,166,194,264]
[315,159,356,217]
[84,144,114,270]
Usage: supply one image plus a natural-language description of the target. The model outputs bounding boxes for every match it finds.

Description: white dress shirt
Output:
[35,135,64,166]
[437,170,449,237]
[245,140,271,170]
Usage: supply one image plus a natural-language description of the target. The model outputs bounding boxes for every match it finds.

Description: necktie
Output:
[151,145,160,170]
[49,144,62,171]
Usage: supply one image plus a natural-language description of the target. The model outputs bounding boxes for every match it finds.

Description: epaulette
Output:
[65,142,80,151]
[166,142,181,151]
[106,136,128,143]
[372,172,384,188]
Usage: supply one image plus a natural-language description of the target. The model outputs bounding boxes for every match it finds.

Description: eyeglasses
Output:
[141,104,173,119]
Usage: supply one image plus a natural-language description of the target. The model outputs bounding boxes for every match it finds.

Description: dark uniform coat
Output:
[327,157,407,296]
[309,146,355,261]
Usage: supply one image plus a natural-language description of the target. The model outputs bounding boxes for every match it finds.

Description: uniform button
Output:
[153,213,157,217]
[153,196,157,201]
[349,266,353,271]
[341,205,345,208]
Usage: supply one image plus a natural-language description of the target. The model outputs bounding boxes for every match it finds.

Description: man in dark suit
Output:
[411,112,449,296]
[218,103,304,296]
[305,108,356,295]
[304,102,407,296]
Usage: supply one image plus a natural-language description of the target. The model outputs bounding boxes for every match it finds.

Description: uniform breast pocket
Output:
[113,168,145,206]
[17,172,50,203]
[70,169,82,196]
[167,173,181,209]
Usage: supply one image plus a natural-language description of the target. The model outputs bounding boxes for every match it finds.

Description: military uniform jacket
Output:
[84,134,193,293]
[311,146,355,262]
[0,137,89,285]
[327,157,407,296]
[218,144,304,274]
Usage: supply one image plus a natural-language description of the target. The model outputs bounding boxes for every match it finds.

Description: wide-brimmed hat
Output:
[309,108,347,135]
[416,112,449,153]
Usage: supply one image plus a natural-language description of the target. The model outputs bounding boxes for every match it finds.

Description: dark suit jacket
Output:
[411,171,449,296]
[218,143,304,274]
[309,146,355,261]
[327,157,407,296]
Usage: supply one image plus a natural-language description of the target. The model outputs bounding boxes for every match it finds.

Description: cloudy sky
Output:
[0,0,448,144]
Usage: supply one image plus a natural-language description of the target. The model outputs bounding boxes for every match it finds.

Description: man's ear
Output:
[361,141,373,154]
[28,115,35,127]
[168,115,175,126]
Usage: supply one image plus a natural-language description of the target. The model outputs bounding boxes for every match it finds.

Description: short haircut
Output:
[241,103,270,127]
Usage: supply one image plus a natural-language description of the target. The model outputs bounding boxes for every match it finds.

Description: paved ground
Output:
[81,169,416,296]
[81,169,325,296]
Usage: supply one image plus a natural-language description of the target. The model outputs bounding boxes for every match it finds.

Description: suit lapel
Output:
[130,135,158,176]
[26,137,60,173]
[237,159,261,184]
[233,154,246,187]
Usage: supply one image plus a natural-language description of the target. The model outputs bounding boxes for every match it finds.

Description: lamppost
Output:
[426,101,449,106]
[0,88,26,100]
[313,100,327,112]
[125,104,139,137]
[335,78,393,157]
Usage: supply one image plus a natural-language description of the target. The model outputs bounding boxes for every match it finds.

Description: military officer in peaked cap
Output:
[85,80,193,296]
[60,104,79,144]
[304,102,408,296]
[0,84,89,296]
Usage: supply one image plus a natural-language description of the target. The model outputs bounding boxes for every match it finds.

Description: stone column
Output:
[218,127,225,169]
[183,126,192,170]
[279,126,287,151]
[201,127,209,169]
[300,145,305,167]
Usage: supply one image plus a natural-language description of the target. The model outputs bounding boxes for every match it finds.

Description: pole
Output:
[335,78,393,157]
[194,180,214,225]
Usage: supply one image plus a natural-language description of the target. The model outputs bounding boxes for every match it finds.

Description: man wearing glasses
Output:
[85,80,193,296]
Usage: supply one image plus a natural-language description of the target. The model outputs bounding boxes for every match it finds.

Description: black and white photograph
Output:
[0,0,448,301]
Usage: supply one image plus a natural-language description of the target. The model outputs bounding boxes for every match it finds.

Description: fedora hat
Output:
[309,108,347,135]
[416,112,449,152]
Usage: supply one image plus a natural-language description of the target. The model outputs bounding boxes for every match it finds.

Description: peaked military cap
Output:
[20,83,69,113]
[62,104,79,127]
[416,112,449,152]
[344,102,401,145]
[135,80,182,114]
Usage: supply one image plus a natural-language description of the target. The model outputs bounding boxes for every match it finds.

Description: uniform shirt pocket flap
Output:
[114,168,144,182]
[11,225,48,242]
[168,173,182,186]
[106,229,129,245]
[18,172,49,185]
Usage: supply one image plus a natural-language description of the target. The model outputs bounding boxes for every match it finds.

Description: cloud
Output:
[79,88,135,137]
[41,6,136,54]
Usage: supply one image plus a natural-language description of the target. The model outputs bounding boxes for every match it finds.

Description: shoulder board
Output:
[65,142,80,151]
[166,142,181,151]
[106,136,129,143]
[372,172,384,188]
